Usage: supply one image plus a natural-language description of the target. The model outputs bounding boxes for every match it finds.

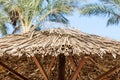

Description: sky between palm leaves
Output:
[1,0,120,41]
[68,0,120,41]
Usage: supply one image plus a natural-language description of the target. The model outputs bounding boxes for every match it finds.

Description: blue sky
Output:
[43,0,120,41]
[68,11,120,41]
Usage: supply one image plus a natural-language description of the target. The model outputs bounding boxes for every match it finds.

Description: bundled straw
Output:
[0,28,120,58]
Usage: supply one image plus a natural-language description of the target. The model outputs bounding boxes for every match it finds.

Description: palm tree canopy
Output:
[80,0,120,26]
[0,7,9,35]
[0,28,120,58]
[0,0,81,35]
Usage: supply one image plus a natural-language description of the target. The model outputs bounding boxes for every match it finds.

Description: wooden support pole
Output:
[88,57,108,72]
[69,55,81,79]
[58,54,65,80]
[3,73,21,80]
[0,61,28,80]
[72,56,88,80]
[47,57,56,76]
[32,56,48,80]
[95,66,120,80]
[69,55,77,69]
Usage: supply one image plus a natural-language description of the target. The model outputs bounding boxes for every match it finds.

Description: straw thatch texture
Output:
[0,28,120,57]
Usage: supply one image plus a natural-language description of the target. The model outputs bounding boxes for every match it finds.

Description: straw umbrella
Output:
[0,28,120,80]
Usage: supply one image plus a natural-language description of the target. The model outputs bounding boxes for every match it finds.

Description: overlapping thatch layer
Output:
[0,28,120,57]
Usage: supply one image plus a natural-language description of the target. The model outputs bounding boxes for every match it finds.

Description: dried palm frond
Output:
[0,28,120,58]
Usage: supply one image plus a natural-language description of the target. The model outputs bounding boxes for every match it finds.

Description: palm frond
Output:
[0,8,9,35]
[107,15,120,25]
[99,0,120,13]
[49,13,69,24]
[0,0,80,34]
[80,0,120,26]
[112,0,120,8]
[80,4,116,17]
[0,24,7,35]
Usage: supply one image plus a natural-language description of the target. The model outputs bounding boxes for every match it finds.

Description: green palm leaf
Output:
[0,0,81,35]
[107,15,120,25]
[80,0,120,26]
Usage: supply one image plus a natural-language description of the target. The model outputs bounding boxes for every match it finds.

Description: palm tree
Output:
[0,13,8,35]
[80,0,120,26]
[0,0,80,35]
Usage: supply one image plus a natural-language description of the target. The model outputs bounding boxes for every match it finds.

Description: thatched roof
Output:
[0,28,120,58]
